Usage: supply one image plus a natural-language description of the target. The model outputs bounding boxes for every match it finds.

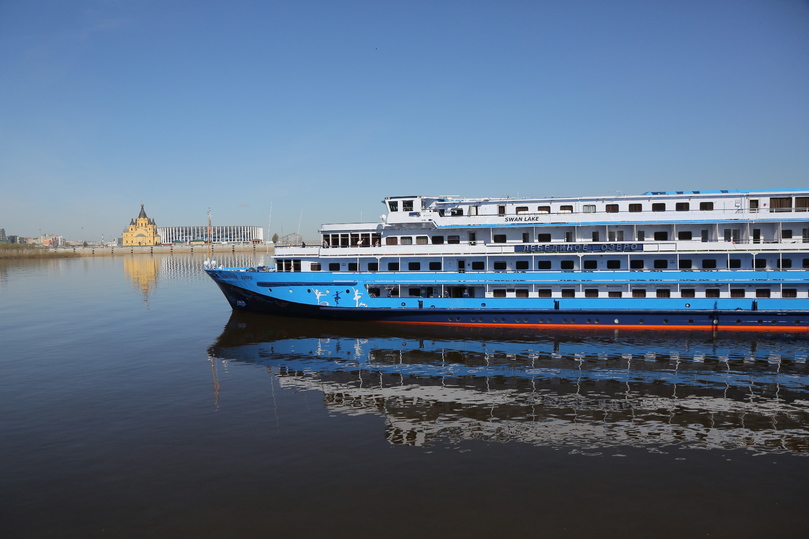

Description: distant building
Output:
[40,234,64,246]
[0,228,6,241]
[157,225,264,244]
[123,204,161,246]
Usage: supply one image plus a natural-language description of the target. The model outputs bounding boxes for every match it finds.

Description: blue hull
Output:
[211,278,809,332]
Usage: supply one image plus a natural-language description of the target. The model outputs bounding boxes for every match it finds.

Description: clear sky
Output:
[1,0,808,242]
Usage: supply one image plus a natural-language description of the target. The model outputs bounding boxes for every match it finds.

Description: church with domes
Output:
[123,204,161,246]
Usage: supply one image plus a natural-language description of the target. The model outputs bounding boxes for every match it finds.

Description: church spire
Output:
[138,204,148,219]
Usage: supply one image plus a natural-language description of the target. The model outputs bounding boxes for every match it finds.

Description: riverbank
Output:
[0,244,273,259]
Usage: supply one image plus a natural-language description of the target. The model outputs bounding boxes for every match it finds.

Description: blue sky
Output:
[1,0,808,242]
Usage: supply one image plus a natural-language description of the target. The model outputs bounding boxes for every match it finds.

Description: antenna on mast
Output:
[207,208,212,259]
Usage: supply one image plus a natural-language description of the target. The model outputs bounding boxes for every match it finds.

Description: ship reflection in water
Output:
[208,313,809,455]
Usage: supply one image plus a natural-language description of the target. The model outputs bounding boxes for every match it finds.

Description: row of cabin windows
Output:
[382,229,808,246]
[500,202,714,215]
[312,258,809,272]
[492,288,799,298]
[495,197,809,216]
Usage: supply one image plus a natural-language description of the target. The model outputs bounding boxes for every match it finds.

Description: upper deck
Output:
[319,189,809,234]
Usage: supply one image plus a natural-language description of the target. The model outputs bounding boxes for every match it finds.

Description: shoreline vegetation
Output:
[0,243,271,259]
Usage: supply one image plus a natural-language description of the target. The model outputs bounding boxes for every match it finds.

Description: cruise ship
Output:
[205,188,809,332]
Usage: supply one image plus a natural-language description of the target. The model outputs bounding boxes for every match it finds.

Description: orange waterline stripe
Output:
[378,321,809,333]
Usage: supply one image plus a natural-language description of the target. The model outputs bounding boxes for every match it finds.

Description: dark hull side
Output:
[212,280,809,333]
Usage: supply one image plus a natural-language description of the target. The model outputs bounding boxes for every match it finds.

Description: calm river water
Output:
[1,253,808,538]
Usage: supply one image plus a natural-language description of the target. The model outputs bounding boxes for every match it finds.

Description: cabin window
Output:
[778,259,792,269]
[429,262,442,271]
[607,260,621,269]
[676,202,690,211]
[472,261,485,270]
[538,289,552,298]
[388,201,399,212]
[629,204,642,212]
[583,204,596,213]
[516,206,529,214]
[632,289,646,298]
[493,234,507,244]
[605,204,619,213]
[537,260,551,270]
[701,230,709,242]
[796,197,809,212]
[447,235,460,244]
[493,289,507,298]
[653,259,668,269]
[770,197,791,212]
[522,232,530,243]
[498,205,506,216]
[431,236,444,244]
[782,230,793,240]
[408,288,422,297]
[729,259,742,269]
[402,200,414,212]
[804,258,809,268]
[583,260,597,270]
[609,291,622,298]
[560,260,575,270]
[386,237,398,246]
[348,263,358,271]
[388,262,399,271]
[724,229,740,242]
[408,262,421,271]
[537,233,551,242]
[368,262,378,271]
[516,260,529,270]
[656,289,671,298]
[562,289,575,298]
[678,231,692,240]
[416,236,429,245]
[592,231,600,242]
[516,289,529,298]
[731,289,745,298]
[702,259,717,269]
[565,231,574,242]
[585,289,599,298]
[679,259,692,269]
[653,231,668,241]
[559,205,573,213]
[630,259,644,269]
[706,289,720,298]
[755,259,767,269]
[637,231,645,241]
[652,203,666,212]
[699,201,714,211]
[310,263,321,271]
[681,288,695,298]
[450,208,464,216]
[783,289,798,298]
[538,206,550,213]
[756,289,771,298]
[493,262,507,271]
[401,237,413,245]
[329,263,340,271]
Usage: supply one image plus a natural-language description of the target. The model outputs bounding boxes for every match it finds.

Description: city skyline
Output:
[2,1,808,241]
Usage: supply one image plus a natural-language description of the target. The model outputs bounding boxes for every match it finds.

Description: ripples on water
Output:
[209,314,809,456]
[2,254,808,537]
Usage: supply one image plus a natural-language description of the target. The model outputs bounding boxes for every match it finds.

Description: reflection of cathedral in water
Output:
[124,254,267,304]
[123,256,161,306]
[209,315,809,454]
